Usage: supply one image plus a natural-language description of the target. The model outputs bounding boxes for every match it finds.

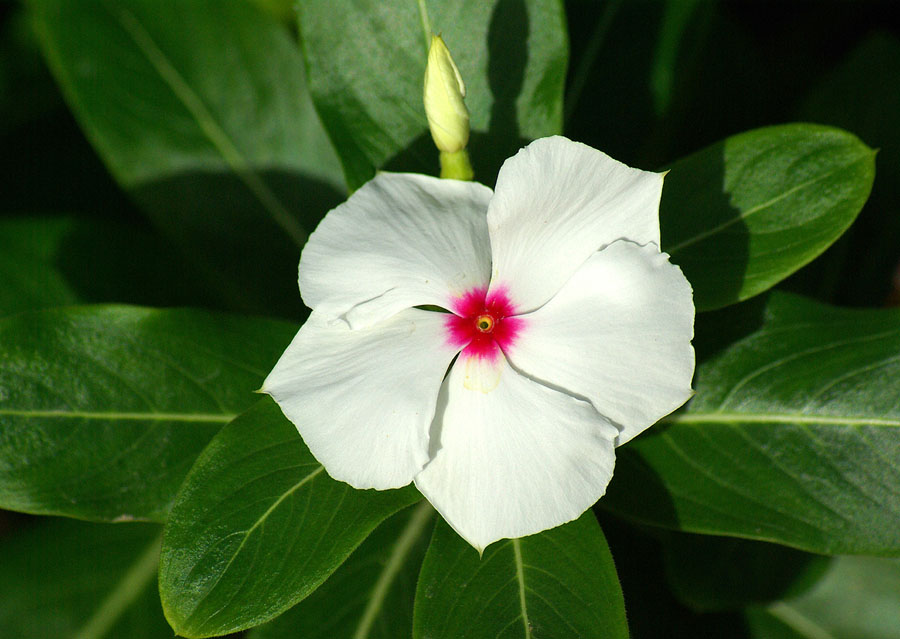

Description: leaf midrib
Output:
[663,412,900,428]
[0,409,234,423]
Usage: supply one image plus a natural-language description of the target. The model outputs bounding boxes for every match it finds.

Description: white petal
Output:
[487,136,664,312]
[414,354,618,551]
[262,309,460,490]
[300,172,492,328]
[506,241,695,446]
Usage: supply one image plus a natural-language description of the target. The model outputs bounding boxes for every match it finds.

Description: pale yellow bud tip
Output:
[424,35,470,154]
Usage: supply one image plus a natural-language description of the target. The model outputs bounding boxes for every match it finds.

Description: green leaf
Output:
[159,398,421,638]
[249,502,433,639]
[0,215,215,317]
[661,123,875,310]
[0,306,295,521]
[0,518,169,639]
[661,533,829,612]
[298,0,568,189]
[746,556,900,639]
[29,0,344,316]
[413,513,628,639]
[603,292,900,555]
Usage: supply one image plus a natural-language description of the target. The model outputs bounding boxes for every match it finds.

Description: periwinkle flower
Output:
[263,136,695,551]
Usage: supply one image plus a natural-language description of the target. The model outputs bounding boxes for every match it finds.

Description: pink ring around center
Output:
[445,286,525,361]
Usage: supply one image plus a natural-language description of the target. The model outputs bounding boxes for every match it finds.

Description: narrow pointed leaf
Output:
[29,0,344,316]
[413,513,628,639]
[249,502,433,639]
[159,398,421,638]
[604,292,900,555]
[0,306,295,521]
[0,518,168,639]
[298,0,568,189]
[662,124,875,310]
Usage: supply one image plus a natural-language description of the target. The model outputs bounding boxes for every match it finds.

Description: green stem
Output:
[439,149,474,181]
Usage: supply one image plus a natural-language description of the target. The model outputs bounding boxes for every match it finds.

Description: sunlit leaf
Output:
[604,292,900,555]
[413,513,628,639]
[0,306,294,521]
[159,398,420,638]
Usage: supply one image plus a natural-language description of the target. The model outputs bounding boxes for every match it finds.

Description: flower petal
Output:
[487,136,664,312]
[262,309,460,490]
[506,241,695,446]
[300,173,492,328]
[414,353,618,551]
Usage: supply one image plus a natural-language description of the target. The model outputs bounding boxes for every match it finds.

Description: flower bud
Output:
[424,35,470,154]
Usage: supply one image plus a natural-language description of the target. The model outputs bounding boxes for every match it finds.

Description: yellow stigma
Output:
[476,314,494,333]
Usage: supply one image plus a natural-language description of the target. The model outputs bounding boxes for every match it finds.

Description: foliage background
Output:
[1,0,899,637]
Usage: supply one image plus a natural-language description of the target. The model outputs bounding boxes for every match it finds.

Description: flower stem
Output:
[439,149,474,181]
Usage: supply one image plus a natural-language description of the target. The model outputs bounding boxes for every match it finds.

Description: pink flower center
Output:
[445,286,525,361]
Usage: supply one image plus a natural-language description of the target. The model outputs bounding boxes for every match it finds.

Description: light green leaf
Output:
[604,292,900,555]
[250,502,433,639]
[0,306,295,521]
[746,556,900,639]
[298,0,568,189]
[159,398,421,638]
[30,0,344,316]
[662,124,875,310]
[0,518,168,639]
[413,513,628,639]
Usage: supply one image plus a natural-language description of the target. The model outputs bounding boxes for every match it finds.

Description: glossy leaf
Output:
[0,215,214,317]
[250,502,433,639]
[0,518,169,639]
[746,556,900,639]
[604,292,900,555]
[661,124,875,310]
[30,0,344,316]
[413,513,627,639]
[0,306,295,521]
[298,0,568,189]
[159,398,421,638]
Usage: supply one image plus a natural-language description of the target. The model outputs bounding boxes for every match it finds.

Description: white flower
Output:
[263,136,695,551]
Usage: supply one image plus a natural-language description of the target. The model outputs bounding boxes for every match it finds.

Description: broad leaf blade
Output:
[159,398,421,638]
[0,306,295,521]
[604,292,900,555]
[0,518,168,639]
[249,502,433,639]
[661,533,828,612]
[746,556,900,639]
[413,513,627,639]
[662,124,875,310]
[0,215,214,318]
[298,0,568,189]
[30,0,344,316]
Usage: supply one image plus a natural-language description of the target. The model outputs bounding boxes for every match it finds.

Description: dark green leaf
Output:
[662,124,875,310]
[745,556,900,639]
[0,306,295,521]
[604,292,900,555]
[159,398,421,638]
[0,518,169,639]
[298,0,568,189]
[0,215,215,317]
[661,533,828,612]
[413,513,627,639]
[30,0,344,316]
[250,502,433,639]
